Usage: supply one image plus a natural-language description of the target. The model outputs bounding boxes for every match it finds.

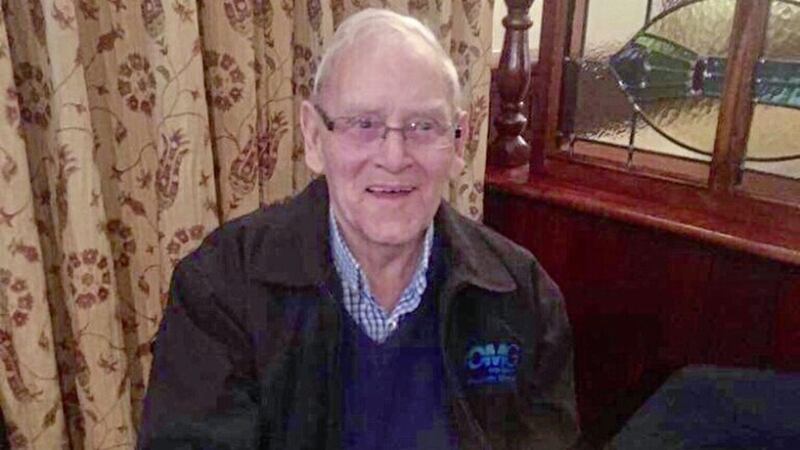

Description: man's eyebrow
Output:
[334,101,452,119]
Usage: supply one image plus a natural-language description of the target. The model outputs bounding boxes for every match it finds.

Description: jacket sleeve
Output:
[521,263,580,449]
[137,257,259,450]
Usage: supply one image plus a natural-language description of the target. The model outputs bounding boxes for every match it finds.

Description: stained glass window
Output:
[570,0,800,181]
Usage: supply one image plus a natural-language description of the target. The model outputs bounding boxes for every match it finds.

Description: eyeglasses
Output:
[314,104,462,148]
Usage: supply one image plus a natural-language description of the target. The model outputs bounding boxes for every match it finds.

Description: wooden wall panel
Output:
[484,189,797,444]
[774,270,800,371]
[696,251,783,367]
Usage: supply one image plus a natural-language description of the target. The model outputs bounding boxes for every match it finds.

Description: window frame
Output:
[534,0,800,197]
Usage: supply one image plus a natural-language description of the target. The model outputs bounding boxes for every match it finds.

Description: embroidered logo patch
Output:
[465,342,520,386]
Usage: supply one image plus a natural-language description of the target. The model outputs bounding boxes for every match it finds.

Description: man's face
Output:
[301,34,466,250]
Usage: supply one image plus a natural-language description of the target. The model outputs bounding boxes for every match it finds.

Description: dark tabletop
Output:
[608,365,800,450]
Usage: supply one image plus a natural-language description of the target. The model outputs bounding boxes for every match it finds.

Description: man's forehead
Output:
[322,44,454,114]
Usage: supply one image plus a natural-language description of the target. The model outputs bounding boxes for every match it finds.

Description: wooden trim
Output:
[529,0,572,176]
[558,0,588,156]
[567,0,589,59]
[740,170,800,208]
[709,0,771,192]
[487,160,800,266]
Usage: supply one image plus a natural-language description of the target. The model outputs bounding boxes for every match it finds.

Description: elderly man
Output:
[139,8,577,450]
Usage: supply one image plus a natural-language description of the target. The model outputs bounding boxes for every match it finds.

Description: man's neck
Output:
[337,223,427,314]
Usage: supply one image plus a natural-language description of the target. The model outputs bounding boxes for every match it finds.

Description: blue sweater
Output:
[339,248,459,450]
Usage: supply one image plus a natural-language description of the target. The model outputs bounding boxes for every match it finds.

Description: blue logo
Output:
[465,342,520,386]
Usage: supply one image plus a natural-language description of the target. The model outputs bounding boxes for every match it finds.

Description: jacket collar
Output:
[250,178,516,294]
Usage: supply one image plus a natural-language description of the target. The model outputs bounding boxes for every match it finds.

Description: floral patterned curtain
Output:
[0,0,493,448]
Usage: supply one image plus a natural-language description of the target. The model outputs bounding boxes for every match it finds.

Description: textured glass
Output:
[584,0,647,60]
[748,106,800,160]
[646,0,735,57]
[746,158,800,179]
[576,0,646,148]
[649,0,699,21]
[745,0,800,177]
[647,0,736,56]
[574,61,635,146]
[633,120,713,162]
[764,0,800,59]
[638,98,720,154]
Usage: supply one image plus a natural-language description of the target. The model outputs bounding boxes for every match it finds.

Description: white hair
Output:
[312,8,462,108]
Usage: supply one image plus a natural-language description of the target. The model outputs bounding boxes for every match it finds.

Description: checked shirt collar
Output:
[329,208,433,343]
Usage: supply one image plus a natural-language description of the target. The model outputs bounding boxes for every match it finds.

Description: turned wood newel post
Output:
[488,0,535,168]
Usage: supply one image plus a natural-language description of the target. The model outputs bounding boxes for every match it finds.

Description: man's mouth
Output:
[366,185,416,196]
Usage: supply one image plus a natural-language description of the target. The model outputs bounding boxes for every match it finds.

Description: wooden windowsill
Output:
[486,159,800,267]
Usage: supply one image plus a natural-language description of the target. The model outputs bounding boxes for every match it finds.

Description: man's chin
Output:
[363,225,427,248]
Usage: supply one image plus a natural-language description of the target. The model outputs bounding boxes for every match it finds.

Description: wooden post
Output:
[709,0,770,192]
[489,0,535,168]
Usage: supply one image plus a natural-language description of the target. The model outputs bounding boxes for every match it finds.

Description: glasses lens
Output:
[333,114,454,148]
[406,120,451,147]
[340,115,383,143]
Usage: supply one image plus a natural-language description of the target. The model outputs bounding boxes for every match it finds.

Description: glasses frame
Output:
[313,104,462,144]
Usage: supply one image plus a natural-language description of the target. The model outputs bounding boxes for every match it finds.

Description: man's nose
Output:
[376,127,412,172]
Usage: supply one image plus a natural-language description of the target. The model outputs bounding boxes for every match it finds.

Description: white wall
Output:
[491,0,544,63]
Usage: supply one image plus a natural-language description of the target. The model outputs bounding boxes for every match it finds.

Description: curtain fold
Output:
[0,1,493,448]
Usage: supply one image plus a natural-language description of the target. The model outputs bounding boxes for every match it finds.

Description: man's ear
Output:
[300,100,325,174]
[449,110,468,179]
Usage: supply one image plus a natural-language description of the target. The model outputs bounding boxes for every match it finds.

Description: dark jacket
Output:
[138,178,578,450]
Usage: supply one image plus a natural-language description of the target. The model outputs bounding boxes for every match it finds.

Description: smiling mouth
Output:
[366,186,416,196]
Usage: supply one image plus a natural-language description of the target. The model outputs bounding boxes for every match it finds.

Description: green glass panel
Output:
[755,61,800,109]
